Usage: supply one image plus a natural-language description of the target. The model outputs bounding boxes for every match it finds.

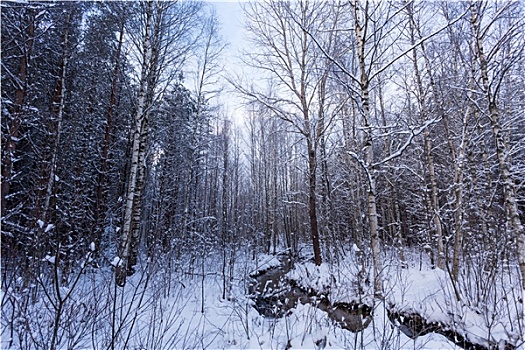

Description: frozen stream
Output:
[247,255,517,350]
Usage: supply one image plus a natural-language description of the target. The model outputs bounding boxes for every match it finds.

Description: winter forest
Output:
[1,0,524,349]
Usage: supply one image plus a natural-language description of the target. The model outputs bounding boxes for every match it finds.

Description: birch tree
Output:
[117,0,209,285]
[469,0,525,306]
[116,0,154,287]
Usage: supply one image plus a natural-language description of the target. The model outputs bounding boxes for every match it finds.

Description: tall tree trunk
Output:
[116,1,153,287]
[450,135,467,285]
[317,70,336,262]
[470,3,525,293]
[416,8,469,285]
[271,131,278,255]
[447,71,472,289]
[406,3,444,269]
[307,136,322,266]
[354,0,382,294]
[423,133,443,268]
[298,22,322,266]
[221,119,230,300]
[128,116,149,270]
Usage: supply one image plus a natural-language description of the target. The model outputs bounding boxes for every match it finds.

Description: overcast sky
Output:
[213,2,245,55]
[210,1,249,123]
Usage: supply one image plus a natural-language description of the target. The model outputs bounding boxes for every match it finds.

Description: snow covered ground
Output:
[1,250,523,349]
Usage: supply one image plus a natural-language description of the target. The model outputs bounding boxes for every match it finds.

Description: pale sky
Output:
[210,1,250,124]
[213,1,245,55]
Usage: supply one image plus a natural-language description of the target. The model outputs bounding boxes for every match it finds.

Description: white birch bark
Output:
[116,1,153,287]
[470,2,525,328]
[471,0,525,297]
[353,0,383,294]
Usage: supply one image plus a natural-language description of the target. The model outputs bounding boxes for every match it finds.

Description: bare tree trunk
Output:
[306,135,322,265]
[424,133,444,268]
[406,3,444,269]
[353,0,382,294]
[412,6,469,286]
[342,101,365,248]
[447,70,472,289]
[470,3,525,292]
[221,119,230,300]
[299,21,322,264]
[271,130,278,255]
[450,136,467,285]
[128,117,149,270]
[317,67,338,262]
[301,28,322,265]
[474,122,496,261]
[116,1,153,287]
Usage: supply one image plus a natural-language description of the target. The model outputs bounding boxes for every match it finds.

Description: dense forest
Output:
[1,1,524,349]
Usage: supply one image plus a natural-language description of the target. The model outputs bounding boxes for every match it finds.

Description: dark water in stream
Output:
[247,260,372,333]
